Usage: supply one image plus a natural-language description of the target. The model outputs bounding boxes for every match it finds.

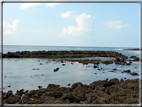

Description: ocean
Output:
[1,45,141,93]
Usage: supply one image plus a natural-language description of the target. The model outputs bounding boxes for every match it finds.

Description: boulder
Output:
[130,72,139,75]
[47,84,60,91]
[123,70,131,73]
[54,67,59,72]
[6,95,21,104]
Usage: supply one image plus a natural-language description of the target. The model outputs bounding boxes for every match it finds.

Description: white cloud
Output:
[3,19,19,35]
[60,11,74,18]
[61,12,94,36]
[20,3,60,9]
[103,21,129,29]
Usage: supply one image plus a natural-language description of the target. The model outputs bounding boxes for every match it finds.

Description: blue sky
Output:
[3,2,140,47]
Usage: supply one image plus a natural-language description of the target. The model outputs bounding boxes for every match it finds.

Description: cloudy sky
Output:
[3,2,140,47]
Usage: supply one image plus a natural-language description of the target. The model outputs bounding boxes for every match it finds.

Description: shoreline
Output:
[2,78,141,104]
[123,48,142,51]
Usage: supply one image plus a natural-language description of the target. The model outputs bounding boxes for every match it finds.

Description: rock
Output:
[6,95,21,104]
[8,85,11,87]
[16,90,23,96]
[123,70,131,73]
[67,84,71,86]
[2,92,8,99]
[62,64,65,66]
[113,68,117,70]
[101,60,113,64]
[130,72,139,75]
[85,92,97,103]
[126,63,131,65]
[93,65,98,68]
[54,67,59,72]
[124,77,126,79]
[47,84,60,91]
[45,91,62,98]
[38,86,42,89]
[94,73,97,74]
[120,78,124,82]
[130,56,137,59]
[7,90,13,97]
[28,90,36,95]
[71,82,83,90]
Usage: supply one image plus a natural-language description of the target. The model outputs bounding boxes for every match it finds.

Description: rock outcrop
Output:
[3,78,140,104]
[2,50,128,59]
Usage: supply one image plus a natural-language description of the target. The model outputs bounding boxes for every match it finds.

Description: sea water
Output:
[1,45,141,93]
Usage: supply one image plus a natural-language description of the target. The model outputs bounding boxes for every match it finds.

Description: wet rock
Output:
[130,56,137,59]
[8,85,11,87]
[94,73,97,74]
[54,67,59,72]
[126,63,131,65]
[67,84,71,86]
[38,86,42,89]
[93,65,98,68]
[101,60,113,64]
[32,68,39,70]
[113,68,117,70]
[123,70,131,73]
[62,64,65,66]
[130,72,139,75]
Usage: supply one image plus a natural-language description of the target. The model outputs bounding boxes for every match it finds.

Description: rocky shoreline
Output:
[2,50,128,59]
[123,48,142,51]
[2,78,141,104]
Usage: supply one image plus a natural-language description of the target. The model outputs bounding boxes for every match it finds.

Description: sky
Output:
[3,2,140,48]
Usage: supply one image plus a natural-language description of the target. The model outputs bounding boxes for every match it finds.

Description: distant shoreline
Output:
[123,48,142,51]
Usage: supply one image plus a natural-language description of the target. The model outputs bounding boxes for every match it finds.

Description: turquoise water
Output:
[1,45,141,93]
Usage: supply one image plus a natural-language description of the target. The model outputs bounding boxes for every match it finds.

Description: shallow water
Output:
[1,45,141,93]
[3,57,140,93]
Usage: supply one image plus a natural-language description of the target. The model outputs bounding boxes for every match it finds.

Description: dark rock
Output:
[38,86,42,89]
[126,63,131,65]
[67,84,71,86]
[2,50,128,59]
[8,85,11,87]
[6,95,21,104]
[93,65,98,68]
[45,91,62,98]
[130,72,139,75]
[71,82,83,90]
[62,64,65,66]
[130,56,137,59]
[54,67,59,72]
[85,92,97,103]
[101,60,113,64]
[47,84,60,91]
[113,68,117,70]
[123,70,131,73]
[94,73,97,74]
[7,90,13,97]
